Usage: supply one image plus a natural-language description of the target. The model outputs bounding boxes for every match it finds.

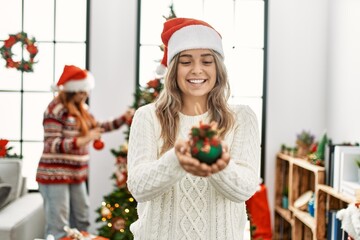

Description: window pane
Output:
[0,92,21,139]
[139,46,163,86]
[55,43,86,78]
[235,1,264,48]
[56,0,87,42]
[23,92,54,141]
[203,0,234,45]
[226,48,264,97]
[23,43,55,90]
[0,66,22,90]
[24,0,55,41]
[22,141,43,190]
[0,0,22,39]
[140,0,205,44]
[140,0,171,44]
[172,0,204,19]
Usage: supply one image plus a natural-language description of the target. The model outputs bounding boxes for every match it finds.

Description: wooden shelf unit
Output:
[274,153,325,240]
[315,184,353,239]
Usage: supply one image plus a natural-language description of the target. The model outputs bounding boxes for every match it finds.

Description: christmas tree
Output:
[95,6,176,240]
[94,78,163,240]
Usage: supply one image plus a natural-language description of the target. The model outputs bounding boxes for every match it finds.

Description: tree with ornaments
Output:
[95,6,176,240]
[95,78,163,240]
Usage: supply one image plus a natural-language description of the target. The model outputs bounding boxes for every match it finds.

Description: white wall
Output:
[88,0,360,234]
[327,0,360,143]
[88,0,137,233]
[265,0,328,225]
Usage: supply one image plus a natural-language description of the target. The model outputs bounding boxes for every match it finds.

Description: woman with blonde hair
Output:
[127,18,261,240]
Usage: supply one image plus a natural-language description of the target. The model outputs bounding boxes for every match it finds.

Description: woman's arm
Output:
[126,105,186,202]
[208,105,261,202]
[97,108,134,132]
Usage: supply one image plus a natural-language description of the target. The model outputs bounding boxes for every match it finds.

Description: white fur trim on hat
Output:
[167,25,224,65]
[61,72,95,92]
[155,64,167,76]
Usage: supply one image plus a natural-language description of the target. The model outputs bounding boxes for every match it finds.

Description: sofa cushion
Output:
[0,192,45,240]
[0,160,23,205]
[0,182,12,209]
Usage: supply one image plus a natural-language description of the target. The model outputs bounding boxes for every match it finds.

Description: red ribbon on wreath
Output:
[0,32,38,72]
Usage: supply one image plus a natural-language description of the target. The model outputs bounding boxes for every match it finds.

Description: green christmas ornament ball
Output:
[191,140,222,165]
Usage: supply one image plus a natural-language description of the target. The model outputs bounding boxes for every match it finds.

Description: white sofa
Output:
[0,159,45,240]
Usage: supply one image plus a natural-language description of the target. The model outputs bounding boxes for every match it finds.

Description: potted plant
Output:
[0,139,20,159]
[296,130,315,158]
[280,144,286,154]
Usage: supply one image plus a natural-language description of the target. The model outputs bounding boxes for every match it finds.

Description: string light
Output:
[124,208,129,213]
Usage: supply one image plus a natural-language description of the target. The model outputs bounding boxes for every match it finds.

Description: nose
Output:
[191,62,203,74]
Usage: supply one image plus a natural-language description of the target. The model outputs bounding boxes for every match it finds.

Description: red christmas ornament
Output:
[93,139,105,150]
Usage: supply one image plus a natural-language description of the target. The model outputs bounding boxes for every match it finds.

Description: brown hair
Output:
[155,50,235,155]
[57,91,97,136]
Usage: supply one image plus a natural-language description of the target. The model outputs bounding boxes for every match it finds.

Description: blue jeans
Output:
[39,182,90,240]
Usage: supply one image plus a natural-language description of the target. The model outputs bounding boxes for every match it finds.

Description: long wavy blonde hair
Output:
[155,50,235,155]
[57,91,97,136]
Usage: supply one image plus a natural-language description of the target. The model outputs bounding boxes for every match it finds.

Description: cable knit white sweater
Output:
[127,103,260,240]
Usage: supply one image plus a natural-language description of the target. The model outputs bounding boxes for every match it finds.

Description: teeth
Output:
[188,79,205,84]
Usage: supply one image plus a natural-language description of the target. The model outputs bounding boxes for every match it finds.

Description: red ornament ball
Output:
[93,139,105,150]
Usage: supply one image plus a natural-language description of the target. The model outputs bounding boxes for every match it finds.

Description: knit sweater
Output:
[127,103,260,240]
[36,98,126,184]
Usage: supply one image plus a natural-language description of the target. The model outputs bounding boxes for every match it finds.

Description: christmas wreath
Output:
[0,32,38,72]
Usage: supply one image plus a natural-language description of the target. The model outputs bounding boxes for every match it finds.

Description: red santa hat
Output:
[156,18,224,75]
[52,65,95,92]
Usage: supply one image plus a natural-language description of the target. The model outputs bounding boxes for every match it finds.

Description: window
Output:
[0,0,89,190]
[137,0,267,177]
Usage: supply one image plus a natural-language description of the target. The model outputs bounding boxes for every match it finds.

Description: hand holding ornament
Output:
[175,121,230,176]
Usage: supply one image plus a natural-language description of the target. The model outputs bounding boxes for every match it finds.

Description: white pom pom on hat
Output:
[51,65,95,92]
[156,17,224,76]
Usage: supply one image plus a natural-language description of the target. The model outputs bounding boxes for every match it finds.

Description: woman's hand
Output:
[76,127,104,147]
[174,139,230,177]
[209,142,230,174]
[122,108,135,125]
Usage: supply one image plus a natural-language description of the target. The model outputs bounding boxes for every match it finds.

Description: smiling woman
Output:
[127,17,261,240]
[139,0,266,179]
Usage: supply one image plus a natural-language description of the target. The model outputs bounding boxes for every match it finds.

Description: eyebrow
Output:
[179,53,214,58]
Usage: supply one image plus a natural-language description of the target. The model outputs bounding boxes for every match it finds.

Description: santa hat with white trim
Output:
[52,65,95,92]
[156,17,224,75]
